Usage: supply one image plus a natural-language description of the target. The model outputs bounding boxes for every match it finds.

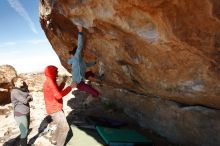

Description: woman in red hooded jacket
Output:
[43,65,72,146]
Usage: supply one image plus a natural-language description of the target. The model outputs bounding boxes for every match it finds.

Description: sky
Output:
[0,0,64,73]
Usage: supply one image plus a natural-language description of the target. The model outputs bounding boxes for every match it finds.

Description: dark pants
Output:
[77,71,100,97]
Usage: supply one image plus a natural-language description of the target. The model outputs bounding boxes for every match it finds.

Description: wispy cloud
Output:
[7,0,38,34]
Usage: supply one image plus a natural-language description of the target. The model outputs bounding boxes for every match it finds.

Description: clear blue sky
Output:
[0,0,62,73]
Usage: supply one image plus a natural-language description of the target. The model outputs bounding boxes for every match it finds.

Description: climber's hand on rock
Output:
[77,25,83,32]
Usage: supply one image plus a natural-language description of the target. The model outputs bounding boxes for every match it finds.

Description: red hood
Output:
[44,65,58,80]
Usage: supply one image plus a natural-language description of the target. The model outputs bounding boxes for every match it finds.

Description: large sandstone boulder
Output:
[39,0,220,109]
[0,65,17,105]
[39,0,220,145]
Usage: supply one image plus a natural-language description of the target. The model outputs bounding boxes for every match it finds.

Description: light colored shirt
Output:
[68,32,86,83]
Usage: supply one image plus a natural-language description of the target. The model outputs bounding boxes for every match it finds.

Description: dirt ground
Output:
[1,89,179,146]
[64,90,179,146]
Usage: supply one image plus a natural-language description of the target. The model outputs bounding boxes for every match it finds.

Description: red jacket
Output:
[43,65,72,114]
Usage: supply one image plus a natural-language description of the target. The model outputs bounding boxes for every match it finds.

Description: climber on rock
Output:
[67,25,104,105]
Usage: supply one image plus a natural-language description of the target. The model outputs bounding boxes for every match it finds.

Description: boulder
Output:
[39,0,220,109]
[0,65,17,105]
[39,0,220,145]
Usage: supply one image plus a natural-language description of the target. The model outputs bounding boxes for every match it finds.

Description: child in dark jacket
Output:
[11,76,33,146]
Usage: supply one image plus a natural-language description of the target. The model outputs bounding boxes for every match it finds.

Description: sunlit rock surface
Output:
[39,0,220,145]
[39,0,220,109]
[0,65,17,105]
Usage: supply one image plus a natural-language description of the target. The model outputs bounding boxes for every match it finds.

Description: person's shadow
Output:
[66,90,106,145]
[3,135,20,146]
[28,114,74,146]
[3,128,32,146]
[66,90,88,125]
[28,115,52,145]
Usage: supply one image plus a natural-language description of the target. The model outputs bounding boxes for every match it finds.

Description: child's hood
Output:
[44,65,57,79]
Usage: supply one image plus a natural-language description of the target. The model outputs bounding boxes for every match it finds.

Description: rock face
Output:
[39,0,220,109]
[39,0,220,145]
[98,84,220,146]
[0,65,17,105]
